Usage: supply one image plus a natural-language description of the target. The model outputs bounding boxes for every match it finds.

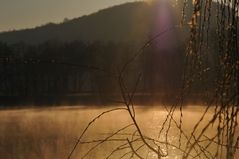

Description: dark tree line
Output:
[0,39,214,105]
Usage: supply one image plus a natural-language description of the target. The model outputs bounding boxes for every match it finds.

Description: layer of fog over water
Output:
[0,106,238,159]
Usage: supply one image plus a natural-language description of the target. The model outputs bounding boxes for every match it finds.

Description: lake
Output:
[0,105,238,159]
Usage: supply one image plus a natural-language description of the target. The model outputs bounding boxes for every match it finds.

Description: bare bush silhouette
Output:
[66,1,239,159]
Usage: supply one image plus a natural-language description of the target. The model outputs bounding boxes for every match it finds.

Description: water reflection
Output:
[0,106,238,159]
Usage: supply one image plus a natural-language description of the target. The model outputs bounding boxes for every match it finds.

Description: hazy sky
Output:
[0,0,140,32]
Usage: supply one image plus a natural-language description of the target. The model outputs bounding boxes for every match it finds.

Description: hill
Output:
[0,1,221,105]
[0,2,153,44]
[0,1,220,44]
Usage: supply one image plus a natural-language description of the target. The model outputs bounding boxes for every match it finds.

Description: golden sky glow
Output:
[0,0,140,32]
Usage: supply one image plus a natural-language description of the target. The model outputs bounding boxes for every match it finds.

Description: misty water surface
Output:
[0,106,238,159]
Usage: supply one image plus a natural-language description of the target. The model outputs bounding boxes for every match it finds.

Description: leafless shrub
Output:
[67,1,239,159]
